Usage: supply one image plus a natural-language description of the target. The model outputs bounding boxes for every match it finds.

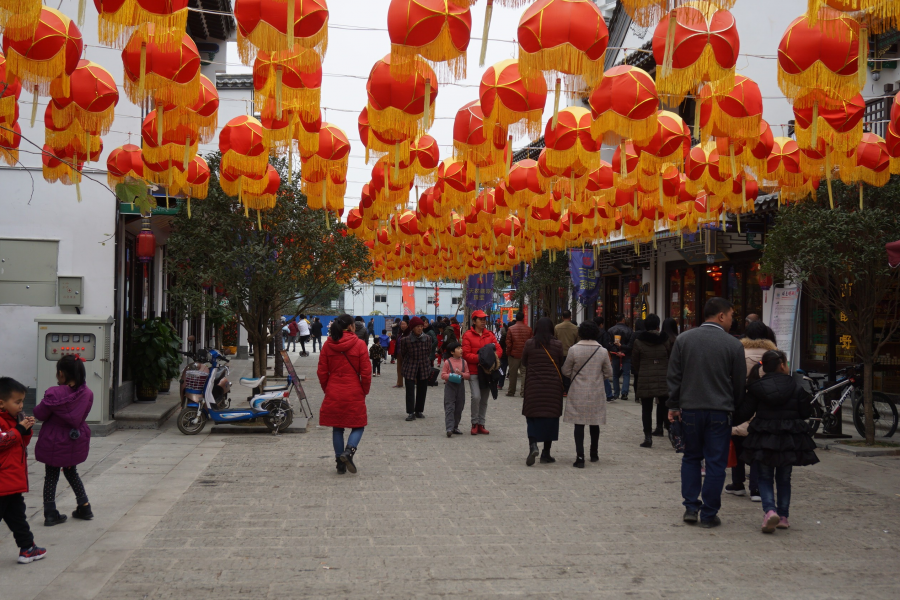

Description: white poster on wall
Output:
[770,285,801,366]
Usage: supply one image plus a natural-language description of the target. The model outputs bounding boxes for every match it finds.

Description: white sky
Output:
[227,0,557,215]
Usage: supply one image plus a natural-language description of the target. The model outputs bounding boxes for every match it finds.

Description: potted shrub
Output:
[130,317,183,402]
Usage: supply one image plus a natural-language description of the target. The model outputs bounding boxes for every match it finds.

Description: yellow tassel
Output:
[505,134,512,183]
[183,136,191,170]
[288,150,292,185]
[157,103,164,145]
[75,180,82,203]
[323,179,327,216]
[275,67,283,120]
[187,198,191,218]
[619,141,627,178]
[424,78,431,131]
[552,78,561,129]
[138,43,146,99]
[741,177,747,209]
[394,144,400,181]
[737,211,741,233]
[859,28,868,91]
[257,209,262,229]
[859,183,863,210]
[693,95,701,141]
[77,0,86,27]
[475,167,480,194]
[287,0,295,51]
[480,0,493,68]
[662,13,677,78]
[681,232,684,249]
[729,143,736,178]
[825,149,833,209]
[29,86,38,128]
[810,100,818,147]
[658,173,664,206]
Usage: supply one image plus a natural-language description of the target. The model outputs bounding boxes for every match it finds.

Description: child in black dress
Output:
[738,350,819,533]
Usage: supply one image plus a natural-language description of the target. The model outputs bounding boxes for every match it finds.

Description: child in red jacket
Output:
[0,377,46,564]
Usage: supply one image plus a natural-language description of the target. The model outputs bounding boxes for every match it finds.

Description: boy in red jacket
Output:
[0,377,46,564]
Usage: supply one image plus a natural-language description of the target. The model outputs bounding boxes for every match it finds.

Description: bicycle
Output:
[796,364,898,438]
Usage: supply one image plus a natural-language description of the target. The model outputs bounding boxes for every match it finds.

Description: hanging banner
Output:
[401,280,416,316]
[466,273,494,311]
[569,250,601,305]
[510,262,526,289]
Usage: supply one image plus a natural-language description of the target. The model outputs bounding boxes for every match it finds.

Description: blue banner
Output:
[569,250,600,305]
[466,273,494,311]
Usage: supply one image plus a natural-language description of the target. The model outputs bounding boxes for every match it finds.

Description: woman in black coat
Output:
[521,317,564,466]
[738,349,819,533]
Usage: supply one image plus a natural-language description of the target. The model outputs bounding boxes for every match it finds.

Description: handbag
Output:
[447,360,464,384]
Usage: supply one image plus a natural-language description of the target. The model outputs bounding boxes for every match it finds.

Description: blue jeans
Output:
[332,427,364,457]
[680,409,731,521]
[604,378,613,399]
[611,356,631,397]
[757,464,792,518]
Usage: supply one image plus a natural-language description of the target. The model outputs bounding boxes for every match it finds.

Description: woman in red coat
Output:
[317,314,372,475]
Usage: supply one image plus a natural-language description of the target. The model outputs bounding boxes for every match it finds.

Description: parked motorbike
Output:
[176,349,294,435]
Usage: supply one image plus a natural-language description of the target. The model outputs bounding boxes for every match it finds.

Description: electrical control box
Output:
[35,315,114,424]
[58,276,84,307]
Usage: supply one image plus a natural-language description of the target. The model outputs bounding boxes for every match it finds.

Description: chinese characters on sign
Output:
[466,274,494,311]
[568,250,601,305]
[401,280,415,316]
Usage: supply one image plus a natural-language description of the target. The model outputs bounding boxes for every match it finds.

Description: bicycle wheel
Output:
[807,401,824,436]
[853,392,899,438]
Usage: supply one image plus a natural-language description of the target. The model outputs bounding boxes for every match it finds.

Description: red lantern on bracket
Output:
[135,217,156,276]
[758,271,773,303]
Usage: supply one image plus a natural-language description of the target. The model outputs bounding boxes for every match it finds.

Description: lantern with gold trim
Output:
[436,157,474,208]
[219,115,269,176]
[619,0,737,28]
[44,103,101,160]
[410,134,440,184]
[295,108,321,157]
[300,122,350,210]
[0,0,42,42]
[243,164,281,211]
[887,97,900,173]
[141,108,198,169]
[806,1,898,34]
[366,54,438,141]
[121,24,201,106]
[651,2,739,103]
[259,99,297,157]
[543,106,599,174]
[106,143,143,187]
[3,6,82,120]
[839,132,891,187]
[253,47,321,121]
[589,65,658,146]
[155,74,218,143]
[697,74,762,142]
[358,106,408,164]
[766,137,805,189]
[453,100,508,184]
[49,60,118,140]
[388,0,471,81]
[634,109,689,181]
[792,92,864,153]
[479,59,547,140]
[234,0,329,66]
[685,142,730,196]
[777,7,866,106]
[504,158,545,211]
[611,139,640,189]
[0,51,22,125]
[94,0,189,50]
[0,120,21,166]
[716,118,775,179]
[517,0,609,114]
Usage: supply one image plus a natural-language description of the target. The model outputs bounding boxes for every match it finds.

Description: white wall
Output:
[0,173,116,386]
[344,281,464,317]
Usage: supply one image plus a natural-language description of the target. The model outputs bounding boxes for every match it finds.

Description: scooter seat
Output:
[239,376,266,388]
[263,384,289,392]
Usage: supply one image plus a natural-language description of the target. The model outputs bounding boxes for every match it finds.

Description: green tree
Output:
[760,177,900,444]
[166,152,373,377]
[512,251,571,321]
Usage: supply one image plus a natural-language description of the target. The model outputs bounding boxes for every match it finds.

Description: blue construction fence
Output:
[284,314,464,336]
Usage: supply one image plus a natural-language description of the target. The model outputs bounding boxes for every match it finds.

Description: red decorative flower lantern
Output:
[388,0,471,80]
[234,0,329,66]
[589,65,658,145]
[3,7,83,97]
[479,59,547,140]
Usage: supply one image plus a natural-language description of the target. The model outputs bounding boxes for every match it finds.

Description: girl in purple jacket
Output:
[34,355,94,526]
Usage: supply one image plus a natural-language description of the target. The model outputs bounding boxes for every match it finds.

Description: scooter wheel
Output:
[262,401,293,432]
[177,407,207,435]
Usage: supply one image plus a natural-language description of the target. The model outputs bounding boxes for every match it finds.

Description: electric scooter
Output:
[176,349,294,435]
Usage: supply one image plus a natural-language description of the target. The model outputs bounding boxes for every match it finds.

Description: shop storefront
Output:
[665,249,764,334]
[601,271,645,328]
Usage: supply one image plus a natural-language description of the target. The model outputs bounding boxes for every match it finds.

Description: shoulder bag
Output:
[447,360,466,385]
[340,352,363,388]
[541,343,562,382]
[569,346,601,386]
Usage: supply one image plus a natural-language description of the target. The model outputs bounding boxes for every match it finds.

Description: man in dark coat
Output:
[632,314,672,448]
[608,314,633,401]
[400,317,433,421]
[354,316,369,344]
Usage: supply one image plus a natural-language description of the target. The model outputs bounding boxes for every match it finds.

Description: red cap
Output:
[471,310,488,318]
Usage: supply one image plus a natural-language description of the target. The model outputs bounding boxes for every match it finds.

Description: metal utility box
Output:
[35,315,114,424]
[57,276,84,307]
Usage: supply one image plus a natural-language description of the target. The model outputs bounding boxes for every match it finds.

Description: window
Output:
[426,295,435,305]
[451,296,461,305]
[374,294,387,303]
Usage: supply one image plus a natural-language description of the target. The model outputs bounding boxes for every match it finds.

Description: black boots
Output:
[405,413,415,421]
[526,442,539,466]
[540,445,556,464]
[652,426,665,437]
[339,446,358,474]
[336,458,347,474]
[573,456,585,468]
[72,503,93,520]
[640,435,652,448]
[43,503,67,527]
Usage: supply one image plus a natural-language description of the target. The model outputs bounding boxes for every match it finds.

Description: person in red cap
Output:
[399,317,433,421]
[462,310,502,435]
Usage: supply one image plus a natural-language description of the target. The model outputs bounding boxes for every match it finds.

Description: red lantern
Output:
[3,7,82,101]
[136,218,157,270]
[479,59,547,140]
[366,54,438,140]
[589,65,658,145]
[388,0,471,80]
[234,0,329,66]
[107,143,144,187]
[121,25,201,106]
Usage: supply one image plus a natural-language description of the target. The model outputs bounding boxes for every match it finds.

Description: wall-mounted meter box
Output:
[58,276,84,307]
[35,315,114,425]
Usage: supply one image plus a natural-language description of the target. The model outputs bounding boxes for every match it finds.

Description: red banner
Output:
[401,280,416,316]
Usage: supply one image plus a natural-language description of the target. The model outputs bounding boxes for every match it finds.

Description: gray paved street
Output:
[4,350,900,599]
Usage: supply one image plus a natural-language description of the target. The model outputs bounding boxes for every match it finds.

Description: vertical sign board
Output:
[401,279,416,316]
[466,273,493,311]
[770,285,801,367]
[568,250,601,305]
